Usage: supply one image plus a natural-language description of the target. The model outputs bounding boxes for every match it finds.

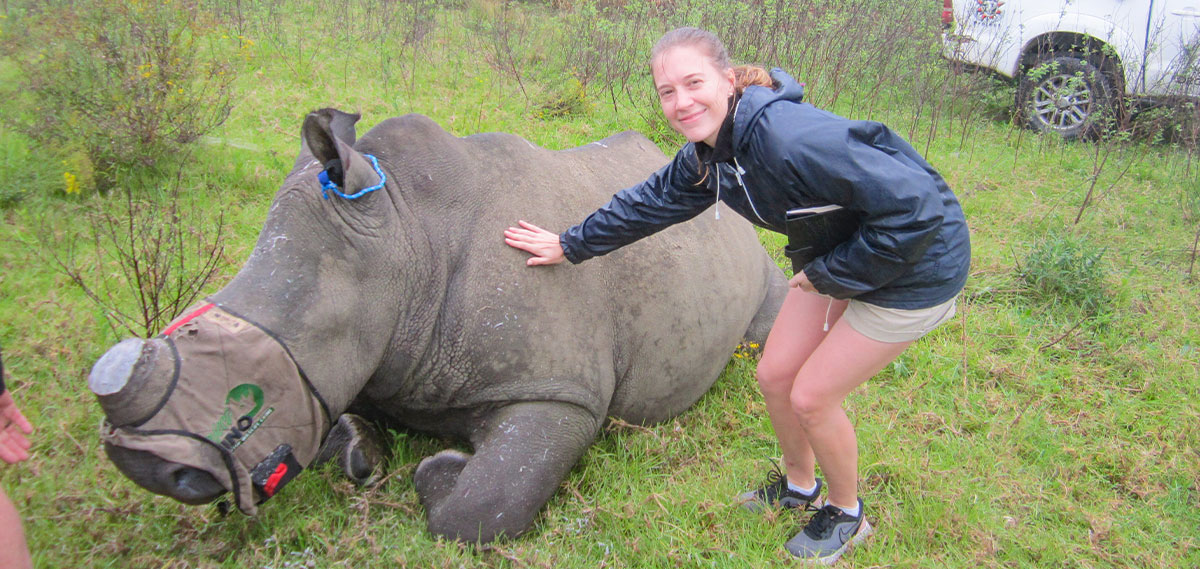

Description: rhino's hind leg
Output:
[416,401,600,544]
[314,414,389,486]
[744,262,789,346]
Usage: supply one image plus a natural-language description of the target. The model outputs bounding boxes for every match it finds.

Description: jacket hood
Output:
[733,68,805,151]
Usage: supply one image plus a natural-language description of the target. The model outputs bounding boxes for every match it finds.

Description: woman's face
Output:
[652,45,736,146]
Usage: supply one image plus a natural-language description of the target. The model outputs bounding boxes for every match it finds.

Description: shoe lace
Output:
[804,505,842,539]
[758,461,788,500]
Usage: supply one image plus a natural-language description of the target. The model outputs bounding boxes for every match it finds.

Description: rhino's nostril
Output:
[170,467,224,504]
[172,467,194,488]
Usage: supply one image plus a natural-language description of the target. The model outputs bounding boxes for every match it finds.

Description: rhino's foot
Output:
[414,449,471,510]
[414,402,603,544]
[314,414,389,487]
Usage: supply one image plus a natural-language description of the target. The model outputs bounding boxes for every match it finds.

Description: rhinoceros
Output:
[87,108,788,543]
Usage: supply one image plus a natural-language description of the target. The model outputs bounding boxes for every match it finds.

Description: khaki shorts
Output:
[842,296,958,343]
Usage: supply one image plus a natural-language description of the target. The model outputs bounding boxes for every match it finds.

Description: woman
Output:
[504,27,969,564]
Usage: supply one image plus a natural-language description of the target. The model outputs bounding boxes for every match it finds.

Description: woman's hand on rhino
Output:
[504,220,565,266]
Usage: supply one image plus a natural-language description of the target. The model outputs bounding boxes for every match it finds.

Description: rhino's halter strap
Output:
[100,301,332,516]
[318,153,386,200]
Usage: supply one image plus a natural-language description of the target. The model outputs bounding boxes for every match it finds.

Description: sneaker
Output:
[737,462,823,512]
[784,499,873,565]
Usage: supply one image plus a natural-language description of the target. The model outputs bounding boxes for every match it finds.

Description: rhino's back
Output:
[367,118,778,426]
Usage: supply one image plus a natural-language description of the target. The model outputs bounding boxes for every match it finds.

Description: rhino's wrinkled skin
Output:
[90,109,788,543]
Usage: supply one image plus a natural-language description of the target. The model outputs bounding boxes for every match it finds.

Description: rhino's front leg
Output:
[313,414,389,486]
[414,401,601,543]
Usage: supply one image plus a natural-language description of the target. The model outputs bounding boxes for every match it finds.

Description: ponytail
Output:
[733,65,775,94]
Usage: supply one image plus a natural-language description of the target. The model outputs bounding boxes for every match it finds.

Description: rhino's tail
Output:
[743,259,789,346]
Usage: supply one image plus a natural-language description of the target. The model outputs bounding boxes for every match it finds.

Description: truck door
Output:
[1070,1,1152,93]
[1144,0,1200,97]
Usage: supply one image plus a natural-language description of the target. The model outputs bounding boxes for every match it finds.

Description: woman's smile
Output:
[678,108,706,123]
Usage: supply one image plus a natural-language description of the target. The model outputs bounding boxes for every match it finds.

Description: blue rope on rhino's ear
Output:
[318,154,386,200]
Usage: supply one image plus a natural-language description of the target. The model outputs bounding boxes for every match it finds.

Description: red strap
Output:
[263,463,289,496]
[161,303,216,336]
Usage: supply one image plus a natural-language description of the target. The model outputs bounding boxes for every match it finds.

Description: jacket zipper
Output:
[733,157,768,225]
[715,98,741,221]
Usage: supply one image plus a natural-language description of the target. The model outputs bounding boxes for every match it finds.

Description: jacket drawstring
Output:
[824,297,834,332]
[714,173,721,219]
[733,157,768,225]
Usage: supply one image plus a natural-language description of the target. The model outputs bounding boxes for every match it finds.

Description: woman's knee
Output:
[788,388,834,426]
[754,358,797,396]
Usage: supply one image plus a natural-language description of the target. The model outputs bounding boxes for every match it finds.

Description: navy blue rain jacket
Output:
[560,69,970,309]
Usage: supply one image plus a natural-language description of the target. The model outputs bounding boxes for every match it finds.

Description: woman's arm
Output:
[554,145,713,264]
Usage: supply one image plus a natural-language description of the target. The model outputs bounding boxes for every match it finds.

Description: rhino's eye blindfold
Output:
[317,153,387,200]
[100,302,331,516]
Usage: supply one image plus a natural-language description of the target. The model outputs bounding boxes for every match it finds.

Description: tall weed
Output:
[465,0,541,109]
[32,175,228,338]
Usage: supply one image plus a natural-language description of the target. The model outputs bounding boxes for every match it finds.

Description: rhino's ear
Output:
[293,108,359,174]
[303,108,359,159]
[325,108,360,146]
[302,109,381,196]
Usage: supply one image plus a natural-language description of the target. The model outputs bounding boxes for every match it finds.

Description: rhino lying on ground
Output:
[88,109,787,543]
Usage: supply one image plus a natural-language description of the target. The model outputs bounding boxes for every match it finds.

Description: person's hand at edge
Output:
[504,220,566,266]
[0,391,32,465]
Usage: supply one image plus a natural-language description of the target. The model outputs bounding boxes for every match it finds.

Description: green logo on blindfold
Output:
[207,383,274,451]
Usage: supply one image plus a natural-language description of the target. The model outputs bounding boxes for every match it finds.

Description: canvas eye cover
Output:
[101,303,327,515]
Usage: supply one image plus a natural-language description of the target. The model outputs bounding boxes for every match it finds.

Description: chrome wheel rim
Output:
[1030,73,1093,131]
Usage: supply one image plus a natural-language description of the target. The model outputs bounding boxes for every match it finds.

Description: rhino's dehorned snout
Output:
[89,337,175,427]
[88,338,144,396]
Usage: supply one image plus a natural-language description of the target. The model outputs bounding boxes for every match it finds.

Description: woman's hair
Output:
[649,27,774,94]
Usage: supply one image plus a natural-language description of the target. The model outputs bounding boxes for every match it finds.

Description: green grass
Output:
[2,1,1199,567]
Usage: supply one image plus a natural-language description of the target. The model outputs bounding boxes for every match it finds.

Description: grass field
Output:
[1,1,1198,567]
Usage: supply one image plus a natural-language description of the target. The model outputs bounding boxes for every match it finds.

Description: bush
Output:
[2,0,237,191]
[534,77,593,118]
[1129,98,1200,146]
[1019,231,1110,314]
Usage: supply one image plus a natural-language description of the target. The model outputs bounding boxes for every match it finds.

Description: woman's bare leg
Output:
[755,288,848,487]
[789,318,912,509]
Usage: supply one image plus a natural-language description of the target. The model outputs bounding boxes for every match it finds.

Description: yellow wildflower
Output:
[63,171,79,194]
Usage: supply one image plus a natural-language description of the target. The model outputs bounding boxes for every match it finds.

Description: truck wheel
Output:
[1016,55,1118,140]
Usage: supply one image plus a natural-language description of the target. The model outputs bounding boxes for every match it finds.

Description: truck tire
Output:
[1015,54,1118,140]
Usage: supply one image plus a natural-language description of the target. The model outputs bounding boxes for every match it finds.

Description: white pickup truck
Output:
[942,0,1200,139]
